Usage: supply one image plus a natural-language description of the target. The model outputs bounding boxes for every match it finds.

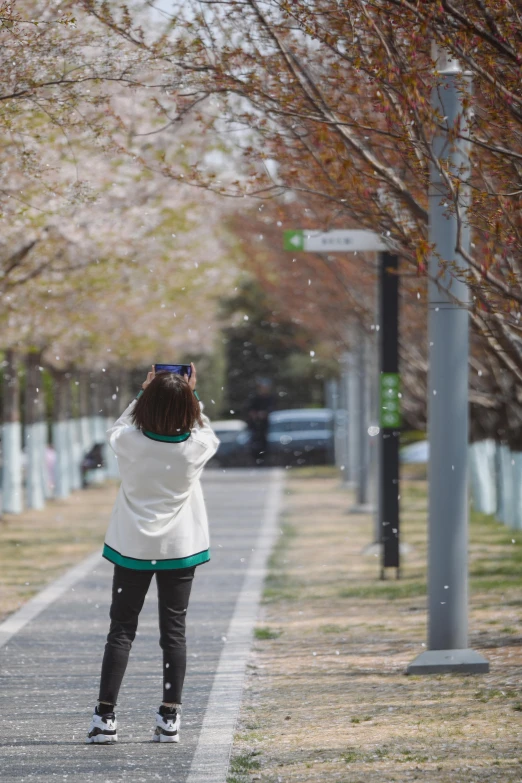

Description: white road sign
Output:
[283,229,388,252]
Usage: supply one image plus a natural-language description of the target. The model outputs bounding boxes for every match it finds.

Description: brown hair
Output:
[131,372,202,436]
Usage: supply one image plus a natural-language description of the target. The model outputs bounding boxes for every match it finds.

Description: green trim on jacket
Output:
[102,543,210,571]
[142,430,191,443]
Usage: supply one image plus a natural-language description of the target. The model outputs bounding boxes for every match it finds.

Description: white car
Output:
[210,419,251,466]
[401,440,429,463]
[267,409,335,466]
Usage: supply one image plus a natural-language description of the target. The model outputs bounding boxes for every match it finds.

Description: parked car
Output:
[210,419,251,467]
[401,440,429,463]
[267,409,335,466]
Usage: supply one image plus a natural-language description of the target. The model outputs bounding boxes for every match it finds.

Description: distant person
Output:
[87,363,219,745]
[81,442,105,487]
[246,377,275,465]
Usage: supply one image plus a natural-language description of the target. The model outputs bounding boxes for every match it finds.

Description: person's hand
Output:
[184,362,197,391]
[142,365,155,390]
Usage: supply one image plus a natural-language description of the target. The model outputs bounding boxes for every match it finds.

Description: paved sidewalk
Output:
[0,469,283,782]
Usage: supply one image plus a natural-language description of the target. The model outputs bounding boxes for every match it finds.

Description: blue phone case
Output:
[154,364,192,378]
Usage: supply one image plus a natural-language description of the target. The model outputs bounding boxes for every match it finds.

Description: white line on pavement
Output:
[186,468,285,783]
[0,550,102,650]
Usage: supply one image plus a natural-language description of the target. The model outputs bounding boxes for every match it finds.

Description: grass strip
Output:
[228,467,522,783]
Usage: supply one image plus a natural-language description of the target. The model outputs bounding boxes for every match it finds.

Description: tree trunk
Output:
[468,440,497,516]
[24,352,45,509]
[1,350,23,513]
[52,371,71,499]
[78,371,92,456]
[88,372,106,484]
[67,371,82,492]
[88,372,101,443]
[118,369,133,413]
[496,444,513,527]
[104,370,120,479]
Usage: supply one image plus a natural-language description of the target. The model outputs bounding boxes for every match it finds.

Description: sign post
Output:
[379,253,400,578]
[283,230,397,565]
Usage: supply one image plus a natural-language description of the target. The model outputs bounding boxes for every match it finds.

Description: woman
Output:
[87,363,219,744]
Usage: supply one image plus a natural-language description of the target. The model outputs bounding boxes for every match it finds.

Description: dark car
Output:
[267,409,335,466]
[210,420,251,467]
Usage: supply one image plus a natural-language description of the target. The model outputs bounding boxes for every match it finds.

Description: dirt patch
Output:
[0,482,118,622]
[228,470,522,783]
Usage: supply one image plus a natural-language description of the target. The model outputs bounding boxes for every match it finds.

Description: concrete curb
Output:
[187,468,284,783]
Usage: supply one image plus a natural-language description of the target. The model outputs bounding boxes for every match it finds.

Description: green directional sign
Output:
[283,228,387,252]
[283,230,304,251]
[380,372,402,429]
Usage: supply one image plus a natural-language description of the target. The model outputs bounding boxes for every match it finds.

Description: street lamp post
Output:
[407,48,489,674]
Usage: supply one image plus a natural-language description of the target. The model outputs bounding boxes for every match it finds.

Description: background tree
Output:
[85,0,521,441]
[220,277,337,417]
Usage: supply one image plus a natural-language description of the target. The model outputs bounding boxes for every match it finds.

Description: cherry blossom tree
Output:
[83,0,522,441]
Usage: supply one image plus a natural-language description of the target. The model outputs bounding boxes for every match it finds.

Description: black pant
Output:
[98,564,195,706]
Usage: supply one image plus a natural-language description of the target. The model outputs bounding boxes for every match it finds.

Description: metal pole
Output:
[370,358,381,543]
[350,323,373,512]
[345,348,358,487]
[379,253,400,577]
[327,378,345,474]
[338,354,354,485]
[357,332,369,505]
[407,49,488,674]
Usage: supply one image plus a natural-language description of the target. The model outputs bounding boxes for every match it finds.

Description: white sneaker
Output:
[153,706,180,743]
[87,708,118,744]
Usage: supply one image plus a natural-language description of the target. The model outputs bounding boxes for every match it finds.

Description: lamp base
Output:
[407,648,489,675]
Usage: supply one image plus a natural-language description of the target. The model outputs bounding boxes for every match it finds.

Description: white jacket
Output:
[102,398,219,570]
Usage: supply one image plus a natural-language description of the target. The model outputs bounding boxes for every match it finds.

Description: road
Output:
[0,468,283,782]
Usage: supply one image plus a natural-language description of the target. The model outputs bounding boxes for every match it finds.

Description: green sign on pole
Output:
[380,373,401,429]
[283,230,304,251]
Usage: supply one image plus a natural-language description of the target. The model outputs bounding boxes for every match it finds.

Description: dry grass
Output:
[229,469,522,783]
[0,482,118,622]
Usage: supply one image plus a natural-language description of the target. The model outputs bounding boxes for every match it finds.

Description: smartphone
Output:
[154,363,192,378]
